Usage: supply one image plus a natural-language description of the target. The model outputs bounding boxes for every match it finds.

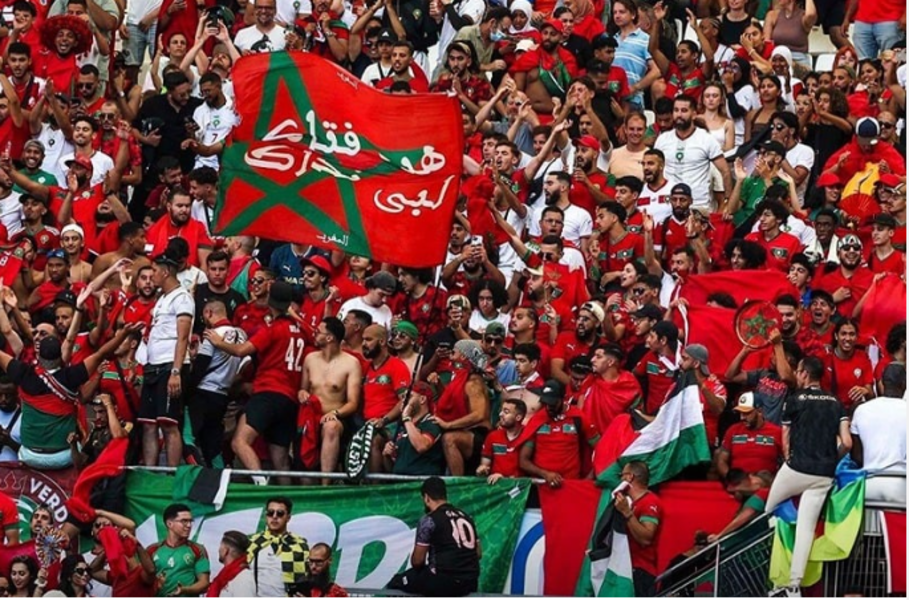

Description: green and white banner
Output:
[125,471,531,593]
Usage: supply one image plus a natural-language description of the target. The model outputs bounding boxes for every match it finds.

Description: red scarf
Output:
[206,557,249,597]
[97,524,137,579]
[434,364,471,422]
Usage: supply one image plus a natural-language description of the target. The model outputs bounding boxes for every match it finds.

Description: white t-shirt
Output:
[637,179,675,224]
[144,286,195,366]
[438,0,486,63]
[234,25,288,54]
[361,61,394,86]
[126,0,162,23]
[338,296,393,329]
[220,567,257,598]
[469,310,511,336]
[785,142,815,206]
[0,191,24,238]
[191,200,217,237]
[495,206,527,283]
[197,324,249,395]
[178,266,208,291]
[730,85,758,147]
[850,397,907,473]
[528,203,593,246]
[654,128,723,209]
[192,99,238,170]
[141,58,202,97]
[38,125,74,185]
[58,151,114,188]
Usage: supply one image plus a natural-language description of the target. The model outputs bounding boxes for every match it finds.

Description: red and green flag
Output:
[212,52,464,267]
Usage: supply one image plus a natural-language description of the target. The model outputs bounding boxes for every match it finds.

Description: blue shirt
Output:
[268,245,328,297]
[614,28,652,107]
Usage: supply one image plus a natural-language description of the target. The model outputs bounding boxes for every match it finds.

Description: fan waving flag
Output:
[213,52,464,268]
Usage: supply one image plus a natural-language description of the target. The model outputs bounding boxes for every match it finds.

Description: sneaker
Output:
[768,585,801,597]
[251,475,269,486]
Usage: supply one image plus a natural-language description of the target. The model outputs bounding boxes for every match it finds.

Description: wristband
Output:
[170,368,181,376]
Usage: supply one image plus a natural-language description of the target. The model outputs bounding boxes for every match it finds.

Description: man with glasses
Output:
[234,0,287,54]
[813,234,875,318]
[876,111,898,145]
[769,111,814,205]
[75,64,104,114]
[233,268,275,338]
[876,174,906,251]
[297,255,336,335]
[301,543,347,597]
[360,27,396,85]
[481,321,517,386]
[149,503,211,597]
[247,497,310,597]
[389,320,420,373]
[94,101,142,189]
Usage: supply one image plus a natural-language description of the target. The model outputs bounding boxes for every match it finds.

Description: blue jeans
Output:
[853,20,902,60]
[124,21,157,66]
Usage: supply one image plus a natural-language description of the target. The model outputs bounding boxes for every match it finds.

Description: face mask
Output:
[490,30,505,42]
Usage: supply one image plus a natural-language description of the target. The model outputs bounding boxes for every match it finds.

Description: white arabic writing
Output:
[373,175,454,217]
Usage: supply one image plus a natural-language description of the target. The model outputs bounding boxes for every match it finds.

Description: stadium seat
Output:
[807,26,838,55]
[815,53,836,73]
[644,110,656,128]
[684,18,700,44]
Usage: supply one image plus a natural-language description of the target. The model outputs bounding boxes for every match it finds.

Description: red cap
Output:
[541,18,565,34]
[302,255,333,276]
[575,135,601,151]
[815,172,841,188]
[878,173,903,188]
[65,154,94,172]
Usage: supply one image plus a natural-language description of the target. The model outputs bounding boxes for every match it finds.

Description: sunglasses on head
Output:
[266,509,286,517]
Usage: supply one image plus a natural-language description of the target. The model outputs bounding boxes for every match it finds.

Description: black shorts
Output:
[244,392,298,447]
[468,427,489,472]
[815,0,846,33]
[138,364,187,426]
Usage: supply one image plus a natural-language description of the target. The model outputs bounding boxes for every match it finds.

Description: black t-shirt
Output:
[719,15,750,47]
[193,286,247,333]
[782,387,847,477]
[415,503,480,580]
[133,94,203,173]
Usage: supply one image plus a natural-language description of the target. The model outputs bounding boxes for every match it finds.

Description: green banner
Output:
[125,472,530,593]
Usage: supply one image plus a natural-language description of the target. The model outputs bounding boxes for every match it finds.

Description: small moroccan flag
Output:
[213,52,464,268]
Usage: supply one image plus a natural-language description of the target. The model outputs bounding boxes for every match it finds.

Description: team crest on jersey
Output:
[39,233,49,244]
[376,375,391,385]
[853,368,862,378]
[421,302,431,313]
[771,248,789,259]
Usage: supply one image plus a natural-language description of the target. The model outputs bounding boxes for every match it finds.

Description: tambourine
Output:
[734,300,782,349]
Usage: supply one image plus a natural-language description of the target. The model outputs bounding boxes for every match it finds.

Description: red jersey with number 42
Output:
[249,316,307,397]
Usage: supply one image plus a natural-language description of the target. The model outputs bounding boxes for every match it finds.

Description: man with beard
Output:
[589,201,644,293]
[569,134,612,219]
[551,301,602,386]
[876,175,906,250]
[390,320,419,373]
[74,65,104,114]
[512,19,579,117]
[297,0,349,63]
[295,255,336,338]
[436,339,492,476]
[375,41,429,92]
[233,268,275,338]
[491,124,563,207]
[775,294,825,359]
[654,96,731,211]
[14,140,56,191]
[361,322,411,473]
[813,234,875,317]
[528,171,593,253]
[193,250,246,332]
[58,115,113,187]
[637,148,674,225]
[144,187,213,268]
[132,71,202,177]
[580,343,642,433]
[91,221,149,290]
[431,40,492,113]
[301,317,362,482]
[481,321,517,387]
[506,309,552,376]
[299,544,347,597]
[234,0,287,54]
[517,379,600,487]
[419,296,470,382]
[94,101,142,189]
[494,205,586,273]
[112,264,157,330]
[0,377,22,465]
[476,398,526,483]
[185,166,220,236]
[744,199,803,272]
[183,73,236,171]
[10,194,55,265]
[25,247,68,317]
[804,208,840,265]
[397,267,447,342]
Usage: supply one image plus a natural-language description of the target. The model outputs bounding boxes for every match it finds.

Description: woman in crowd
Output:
[763,0,817,71]
[59,556,92,598]
[7,556,40,598]
[700,82,736,152]
[468,279,511,335]
[802,86,852,179]
[744,74,786,143]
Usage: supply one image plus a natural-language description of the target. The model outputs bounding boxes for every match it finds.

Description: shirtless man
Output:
[300,316,362,485]
[91,222,150,291]
[60,224,92,284]
[512,20,579,115]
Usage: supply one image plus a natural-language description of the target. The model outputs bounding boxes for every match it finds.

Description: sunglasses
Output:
[73,567,89,576]
[631,287,646,295]
[770,123,787,131]
[880,122,896,129]
[77,83,95,90]
[250,277,269,285]
[840,244,862,252]
[97,113,117,121]
[540,252,556,261]
[484,336,504,345]
[266,509,286,517]
[302,270,320,278]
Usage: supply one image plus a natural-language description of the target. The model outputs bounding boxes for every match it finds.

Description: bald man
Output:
[301,316,362,483]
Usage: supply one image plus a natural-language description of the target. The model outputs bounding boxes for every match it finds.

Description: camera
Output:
[203,5,234,29]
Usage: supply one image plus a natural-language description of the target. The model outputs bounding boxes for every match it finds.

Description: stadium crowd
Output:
[0,0,905,596]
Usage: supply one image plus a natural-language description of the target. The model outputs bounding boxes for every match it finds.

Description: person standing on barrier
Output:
[764,356,852,598]
[247,497,310,598]
[387,477,481,597]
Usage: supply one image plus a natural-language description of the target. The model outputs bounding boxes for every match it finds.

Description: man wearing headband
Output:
[390,320,420,373]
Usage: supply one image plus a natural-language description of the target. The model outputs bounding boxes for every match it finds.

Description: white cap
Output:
[734,392,756,413]
[516,39,537,52]
[61,223,84,239]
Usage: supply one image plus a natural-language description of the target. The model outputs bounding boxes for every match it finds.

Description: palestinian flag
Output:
[172,466,231,517]
[769,458,866,587]
[593,371,711,489]
[213,52,463,268]
[575,489,636,597]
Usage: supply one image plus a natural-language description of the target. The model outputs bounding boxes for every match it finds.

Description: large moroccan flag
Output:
[677,269,798,307]
[213,52,464,268]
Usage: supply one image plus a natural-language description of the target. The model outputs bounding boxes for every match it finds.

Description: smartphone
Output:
[471,235,483,246]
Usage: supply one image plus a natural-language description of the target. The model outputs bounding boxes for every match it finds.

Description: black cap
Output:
[670,183,692,197]
[55,290,77,308]
[568,354,592,375]
[377,28,397,42]
[539,379,565,406]
[872,213,898,229]
[38,336,62,362]
[632,304,663,321]
[760,140,787,156]
[268,281,294,312]
[153,252,180,268]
